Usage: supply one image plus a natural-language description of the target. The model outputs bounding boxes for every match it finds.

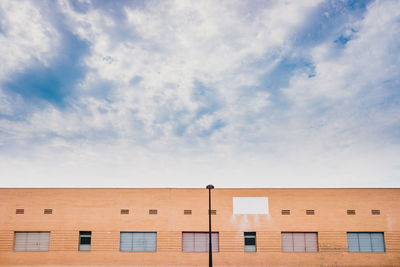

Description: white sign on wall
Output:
[233,197,269,214]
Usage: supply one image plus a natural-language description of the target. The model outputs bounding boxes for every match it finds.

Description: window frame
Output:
[14,231,50,252]
[120,231,157,252]
[79,231,92,251]
[244,232,257,252]
[281,232,318,253]
[182,232,219,252]
[347,232,385,253]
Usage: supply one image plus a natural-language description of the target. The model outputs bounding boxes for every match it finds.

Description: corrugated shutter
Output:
[347,232,385,252]
[120,232,133,251]
[38,232,50,251]
[293,233,305,252]
[305,233,318,252]
[194,233,207,252]
[211,232,219,252]
[358,233,372,252]
[347,232,359,252]
[182,233,195,252]
[14,232,27,251]
[371,233,385,252]
[281,233,293,252]
[282,232,317,252]
[138,232,156,252]
[14,232,49,251]
[182,232,218,252]
[120,232,156,252]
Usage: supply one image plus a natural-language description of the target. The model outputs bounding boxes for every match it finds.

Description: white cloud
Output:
[1,0,399,187]
[52,0,322,143]
[0,1,59,82]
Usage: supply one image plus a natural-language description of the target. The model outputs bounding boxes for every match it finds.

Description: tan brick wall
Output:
[0,188,399,266]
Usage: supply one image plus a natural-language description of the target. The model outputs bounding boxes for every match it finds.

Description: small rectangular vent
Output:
[44,209,52,214]
[184,210,192,215]
[149,209,158,215]
[306,210,315,215]
[121,209,129,215]
[281,210,290,215]
[16,209,24,214]
[347,209,356,215]
[209,210,216,215]
[371,209,380,215]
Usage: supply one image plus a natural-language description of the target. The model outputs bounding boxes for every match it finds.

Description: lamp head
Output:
[206,184,215,189]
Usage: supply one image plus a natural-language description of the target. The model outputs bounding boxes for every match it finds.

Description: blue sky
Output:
[0,0,399,187]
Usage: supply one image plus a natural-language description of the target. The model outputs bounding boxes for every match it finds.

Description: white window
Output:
[14,232,50,251]
[347,232,385,252]
[244,232,256,252]
[120,232,156,252]
[281,232,318,252]
[182,232,219,252]
[233,197,269,214]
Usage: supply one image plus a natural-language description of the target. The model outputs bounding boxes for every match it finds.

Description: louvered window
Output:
[371,210,380,215]
[306,210,315,215]
[182,232,219,252]
[79,231,91,251]
[120,232,156,251]
[121,209,129,214]
[244,232,256,252]
[281,210,290,215]
[16,209,24,214]
[347,232,385,252]
[44,209,52,214]
[14,232,50,251]
[281,232,318,252]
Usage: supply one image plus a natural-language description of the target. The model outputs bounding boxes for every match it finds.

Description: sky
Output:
[0,0,399,188]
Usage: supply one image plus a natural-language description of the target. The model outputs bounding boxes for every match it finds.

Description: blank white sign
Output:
[233,197,269,214]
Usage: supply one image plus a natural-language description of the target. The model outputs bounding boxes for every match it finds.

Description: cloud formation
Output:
[0,0,399,187]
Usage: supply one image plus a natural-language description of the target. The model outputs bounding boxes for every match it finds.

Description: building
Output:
[0,188,399,267]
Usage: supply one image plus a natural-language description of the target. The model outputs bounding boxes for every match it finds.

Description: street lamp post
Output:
[206,184,214,267]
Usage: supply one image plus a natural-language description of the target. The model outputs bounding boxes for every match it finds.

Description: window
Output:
[120,232,156,252]
[306,210,315,215]
[14,232,50,251]
[281,210,290,215]
[79,231,91,251]
[281,232,318,252]
[244,232,256,252]
[16,209,24,214]
[347,232,385,252]
[120,209,129,214]
[149,209,158,215]
[44,209,52,214]
[184,210,192,215]
[347,210,356,215]
[182,232,219,252]
[371,209,380,215]
[209,210,216,215]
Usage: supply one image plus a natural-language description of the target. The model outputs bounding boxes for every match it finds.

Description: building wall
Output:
[0,188,399,267]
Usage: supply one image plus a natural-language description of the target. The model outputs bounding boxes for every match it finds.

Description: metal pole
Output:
[208,187,212,267]
[206,184,214,267]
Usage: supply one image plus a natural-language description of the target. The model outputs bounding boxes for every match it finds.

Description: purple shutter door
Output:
[281,233,293,252]
[293,233,305,252]
[305,233,317,252]
[182,233,195,252]
[211,233,219,252]
[195,233,207,252]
